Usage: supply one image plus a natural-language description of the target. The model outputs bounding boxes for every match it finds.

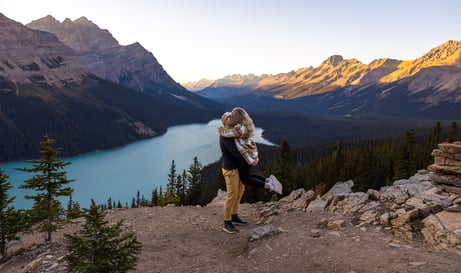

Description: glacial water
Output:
[0,119,273,209]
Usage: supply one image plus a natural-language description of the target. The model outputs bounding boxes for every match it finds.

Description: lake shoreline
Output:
[2,119,274,210]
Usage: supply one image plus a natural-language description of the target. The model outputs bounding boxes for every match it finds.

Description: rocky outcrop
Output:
[428,142,461,194]
[250,142,461,256]
[273,171,461,255]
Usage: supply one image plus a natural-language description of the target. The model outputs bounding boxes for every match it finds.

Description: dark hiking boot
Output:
[231,214,248,225]
[223,220,238,234]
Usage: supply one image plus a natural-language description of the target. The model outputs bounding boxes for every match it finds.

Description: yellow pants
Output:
[222,168,245,221]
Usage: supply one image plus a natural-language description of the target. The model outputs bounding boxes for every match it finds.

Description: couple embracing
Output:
[218,107,283,234]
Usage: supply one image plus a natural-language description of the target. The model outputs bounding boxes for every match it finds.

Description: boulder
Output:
[421,211,461,255]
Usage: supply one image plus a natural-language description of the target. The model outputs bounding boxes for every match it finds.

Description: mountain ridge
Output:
[195,40,461,96]
[195,40,461,119]
[26,15,218,109]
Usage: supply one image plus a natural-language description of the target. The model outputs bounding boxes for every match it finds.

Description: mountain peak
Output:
[0,13,86,88]
[74,16,98,27]
[28,15,119,51]
[423,40,461,66]
[321,55,344,67]
[39,15,59,23]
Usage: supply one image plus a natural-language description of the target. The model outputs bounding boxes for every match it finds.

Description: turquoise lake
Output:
[0,119,273,209]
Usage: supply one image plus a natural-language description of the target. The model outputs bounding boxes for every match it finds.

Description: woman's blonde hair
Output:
[231,107,254,139]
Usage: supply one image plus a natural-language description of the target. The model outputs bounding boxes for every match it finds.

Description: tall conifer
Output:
[274,141,293,194]
[167,160,177,197]
[187,156,203,205]
[0,169,23,259]
[16,134,74,243]
[394,129,417,180]
[447,121,458,142]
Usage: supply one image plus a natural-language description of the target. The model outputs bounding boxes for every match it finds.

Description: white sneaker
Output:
[268,179,277,193]
[269,175,283,195]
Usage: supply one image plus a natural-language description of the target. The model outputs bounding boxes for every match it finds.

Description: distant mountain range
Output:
[0,13,221,162]
[181,78,214,91]
[193,41,461,120]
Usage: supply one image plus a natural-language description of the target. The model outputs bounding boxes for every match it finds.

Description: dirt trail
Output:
[1,204,460,273]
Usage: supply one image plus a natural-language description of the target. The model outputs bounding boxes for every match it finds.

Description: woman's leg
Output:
[238,165,265,188]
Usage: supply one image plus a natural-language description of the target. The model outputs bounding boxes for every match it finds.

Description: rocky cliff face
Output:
[0,13,87,90]
[27,16,184,96]
[26,15,220,109]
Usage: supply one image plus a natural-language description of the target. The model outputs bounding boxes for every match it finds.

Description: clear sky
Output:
[2,0,461,83]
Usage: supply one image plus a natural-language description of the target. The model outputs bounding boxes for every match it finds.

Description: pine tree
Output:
[394,129,417,180]
[151,188,158,206]
[136,191,141,208]
[65,200,142,273]
[176,171,187,205]
[433,121,443,145]
[167,160,177,197]
[331,140,344,182]
[107,197,113,210]
[157,186,165,206]
[163,185,179,205]
[447,121,458,142]
[67,196,81,220]
[0,169,24,259]
[274,141,293,194]
[16,134,74,243]
[187,156,203,205]
[164,160,180,205]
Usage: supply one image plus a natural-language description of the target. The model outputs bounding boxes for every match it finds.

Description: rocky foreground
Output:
[268,141,461,255]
